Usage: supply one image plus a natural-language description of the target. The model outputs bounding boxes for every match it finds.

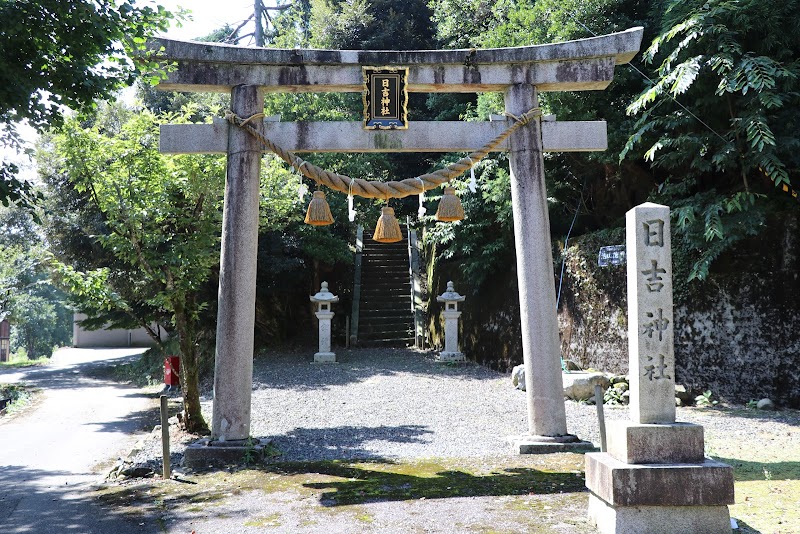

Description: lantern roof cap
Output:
[437,281,465,303]
[310,281,339,303]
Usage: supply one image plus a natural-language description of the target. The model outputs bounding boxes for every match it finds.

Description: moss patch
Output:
[244,512,282,527]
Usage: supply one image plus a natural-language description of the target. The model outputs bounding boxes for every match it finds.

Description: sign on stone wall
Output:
[597,244,626,267]
[363,67,408,130]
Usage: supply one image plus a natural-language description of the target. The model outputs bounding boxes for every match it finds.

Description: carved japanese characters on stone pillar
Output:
[626,203,676,424]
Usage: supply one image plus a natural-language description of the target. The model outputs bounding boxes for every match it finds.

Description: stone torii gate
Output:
[153,27,643,450]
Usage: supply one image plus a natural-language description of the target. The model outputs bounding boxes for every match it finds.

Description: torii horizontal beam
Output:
[160,118,607,154]
[148,27,643,93]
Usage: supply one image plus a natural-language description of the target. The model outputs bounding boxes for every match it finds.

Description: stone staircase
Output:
[357,228,414,345]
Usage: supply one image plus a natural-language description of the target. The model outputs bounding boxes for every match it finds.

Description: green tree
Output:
[625,0,800,279]
[44,107,224,433]
[0,206,72,358]
[426,0,653,291]
[0,0,176,208]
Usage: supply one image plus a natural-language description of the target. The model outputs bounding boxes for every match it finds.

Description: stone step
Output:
[360,322,413,332]
[361,314,411,321]
[363,241,407,249]
[360,306,411,315]
[361,287,410,294]
[356,226,414,343]
[362,255,408,261]
[360,295,411,313]
[359,281,410,290]
[362,266,409,272]
[357,337,414,346]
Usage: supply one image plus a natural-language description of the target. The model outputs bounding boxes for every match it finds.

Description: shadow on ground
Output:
[270,460,587,506]
[266,424,434,461]
[714,456,800,481]
[733,519,763,534]
[97,457,587,516]
[0,465,162,533]
[87,403,163,435]
[0,352,151,393]
[252,347,501,392]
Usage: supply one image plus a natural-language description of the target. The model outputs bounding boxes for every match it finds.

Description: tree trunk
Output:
[173,296,209,434]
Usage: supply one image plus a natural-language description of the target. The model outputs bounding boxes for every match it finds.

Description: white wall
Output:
[72,313,166,348]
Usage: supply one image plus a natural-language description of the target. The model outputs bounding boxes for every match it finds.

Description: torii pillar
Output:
[506,84,576,446]
[151,27,644,450]
[211,85,264,441]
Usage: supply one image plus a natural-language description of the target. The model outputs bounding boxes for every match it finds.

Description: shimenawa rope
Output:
[224,108,542,200]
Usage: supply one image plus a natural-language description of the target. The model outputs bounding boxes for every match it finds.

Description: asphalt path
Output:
[0,348,162,533]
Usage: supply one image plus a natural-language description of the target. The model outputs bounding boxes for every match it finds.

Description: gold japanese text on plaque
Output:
[362,67,409,130]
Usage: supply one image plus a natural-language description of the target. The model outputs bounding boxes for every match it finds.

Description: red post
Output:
[164,356,180,386]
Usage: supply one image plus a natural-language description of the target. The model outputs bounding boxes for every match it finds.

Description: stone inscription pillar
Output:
[585,202,734,533]
[626,202,676,423]
[504,85,568,438]
[211,85,264,442]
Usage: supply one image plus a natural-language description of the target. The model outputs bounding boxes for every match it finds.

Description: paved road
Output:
[0,348,163,533]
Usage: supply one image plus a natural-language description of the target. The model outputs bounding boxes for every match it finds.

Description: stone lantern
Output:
[436,281,465,362]
[310,281,339,363]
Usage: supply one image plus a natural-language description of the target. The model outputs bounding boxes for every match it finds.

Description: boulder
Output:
[756,398,775,410]
[562,372,611,401]
[511,364,526,391]
[674,384,693,404]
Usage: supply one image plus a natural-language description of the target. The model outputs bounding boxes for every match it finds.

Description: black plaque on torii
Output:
[363,67,408,130]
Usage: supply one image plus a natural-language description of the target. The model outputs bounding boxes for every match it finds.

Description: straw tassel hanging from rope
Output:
[373,202,403,243]
[435,187,465,222]
[305,190,334,226]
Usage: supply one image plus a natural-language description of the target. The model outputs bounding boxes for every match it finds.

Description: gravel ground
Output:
[112,347,800,533]
[127,346,800,468]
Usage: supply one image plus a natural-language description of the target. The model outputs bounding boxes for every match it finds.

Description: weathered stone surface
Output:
[160,119,608,155]
[183,438,272,469]
[506,84,569,438]
[510,435,595,454]
[585,452,734,507]
[675,384,693,404]
[562,371,611,401]
[148,27,644,93]
[311,282,338,363]
[606,421,705,464]
[588,493,732,534]
[558,212,800,409]
[211,84,264,442]
[756,398,775,410]
[313,351,336,363]
[437,282,465,362]
[626,203,676,424]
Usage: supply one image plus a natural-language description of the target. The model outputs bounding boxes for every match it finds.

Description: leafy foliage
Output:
[0,0,177,209]
[625,0,800,280]
[0,206,71,358]
[42,105,223,433]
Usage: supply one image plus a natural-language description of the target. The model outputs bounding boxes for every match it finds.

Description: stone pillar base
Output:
[508,434,595,454]
[586,451,734,534]
[183,438,272,469]
[588,493,731,534]
[314,352,336,363]
[436,351,465,362]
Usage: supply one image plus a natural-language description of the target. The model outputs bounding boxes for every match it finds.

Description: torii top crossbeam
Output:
[150,27,643,93]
